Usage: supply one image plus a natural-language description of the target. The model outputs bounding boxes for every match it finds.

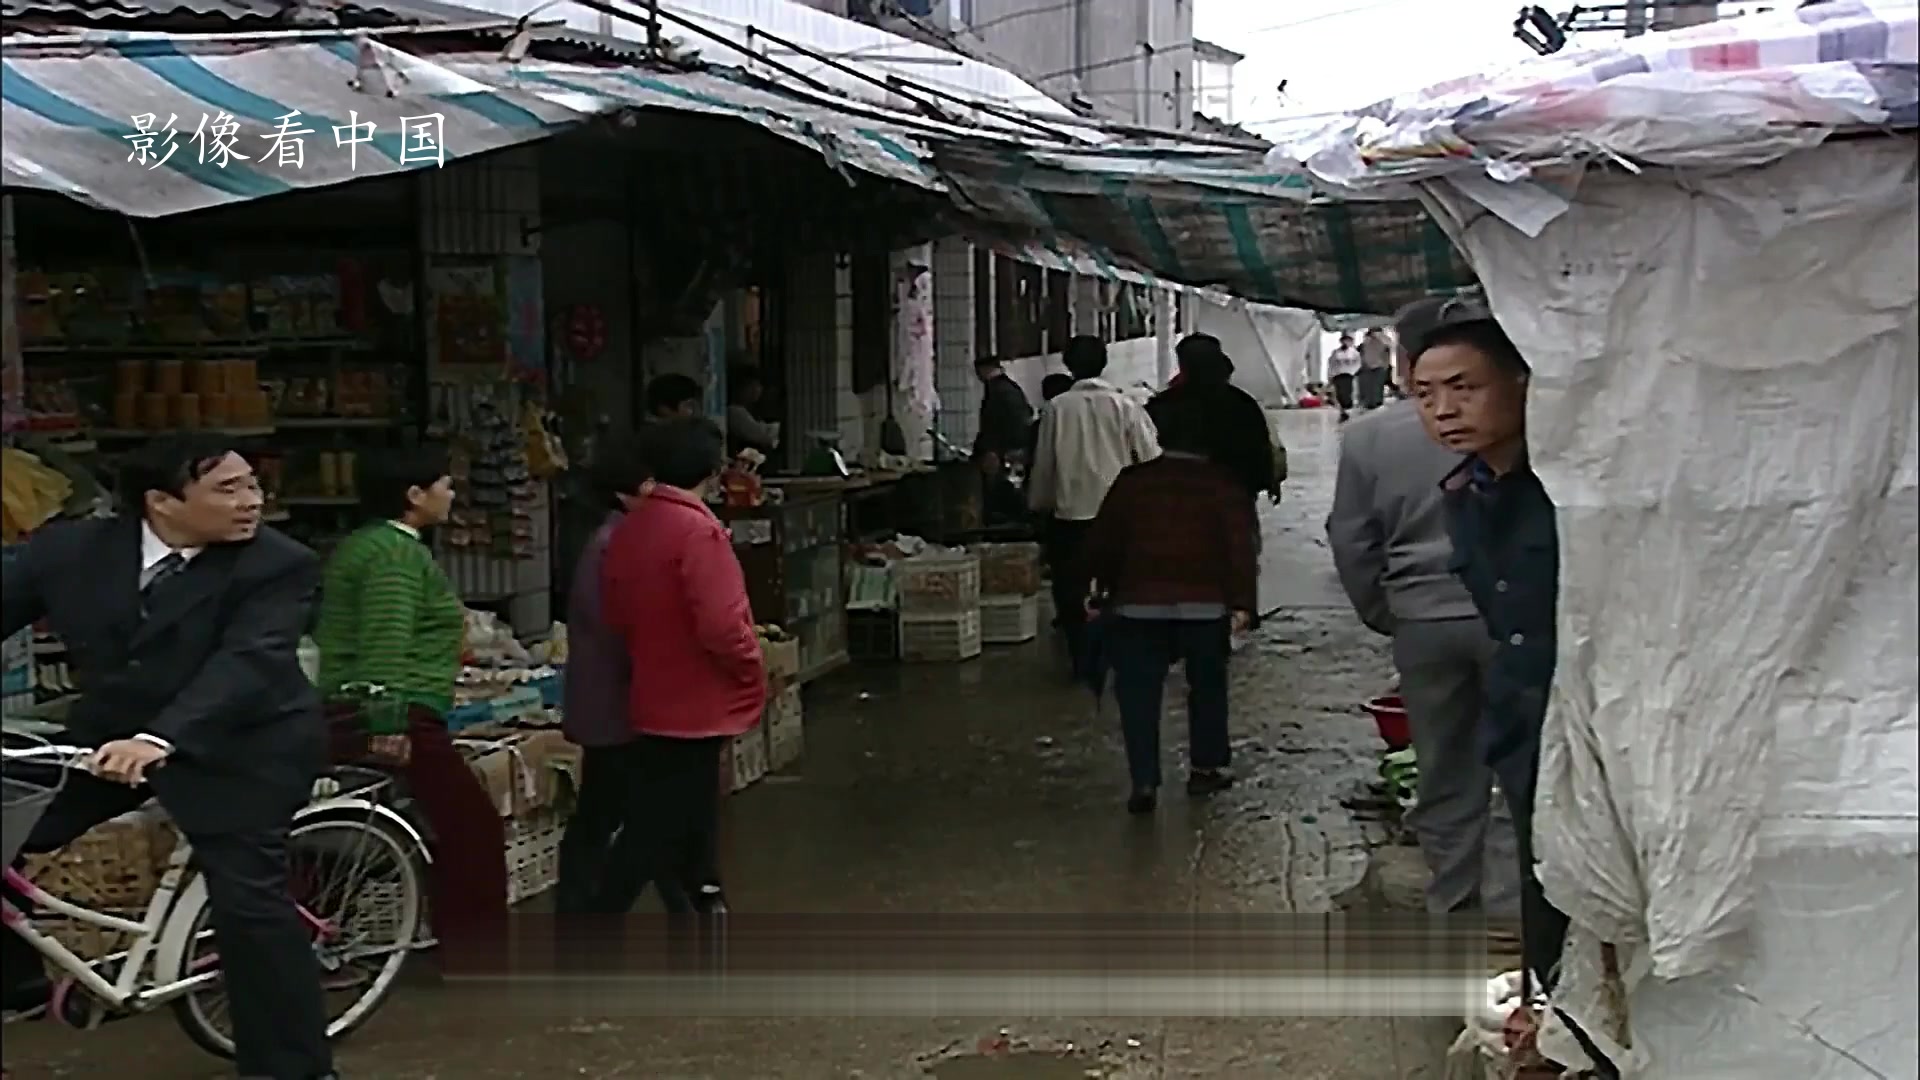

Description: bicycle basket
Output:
[2,774,60,869]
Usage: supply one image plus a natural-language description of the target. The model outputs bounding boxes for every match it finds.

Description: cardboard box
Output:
[765,685,804,772]
[760,635,801,687]
[721,729,769,795]
[464,730,580,817]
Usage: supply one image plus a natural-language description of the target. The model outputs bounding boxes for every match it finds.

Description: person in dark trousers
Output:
[1,434,336,1079]
[1082,393,1256,815]
[972,356,1034,525]
[644,373,703,422]
[1327,332,1362,421]
[1326,299,1518,920]
[1357,328,1393,411]
[1028,336,1161,678]
[554,433,694,915]
[597,419,766,916]
[1407,297,1617,1078]
[1148,332,1279,525]
[315,445,509,963]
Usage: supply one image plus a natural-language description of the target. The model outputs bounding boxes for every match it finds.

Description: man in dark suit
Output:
[1,434,335,1080]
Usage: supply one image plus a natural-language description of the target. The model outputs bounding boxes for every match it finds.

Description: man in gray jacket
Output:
[1326,299,1517,916]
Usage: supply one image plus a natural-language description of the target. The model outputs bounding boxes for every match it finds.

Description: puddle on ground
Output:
[925,1052,1096,1079]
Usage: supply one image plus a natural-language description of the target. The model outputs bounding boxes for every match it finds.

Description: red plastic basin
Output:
[1365,695,1411,749]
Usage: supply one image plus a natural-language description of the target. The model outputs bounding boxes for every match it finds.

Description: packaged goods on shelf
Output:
[765,685,804,772]
[901,610,984,663]
[980,594,1041,645]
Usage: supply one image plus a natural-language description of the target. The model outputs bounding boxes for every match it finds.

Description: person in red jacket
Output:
[597,417,766,915]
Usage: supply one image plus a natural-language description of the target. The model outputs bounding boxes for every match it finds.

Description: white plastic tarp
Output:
[1193,300,1319,407]
[1424,137,1918,1076]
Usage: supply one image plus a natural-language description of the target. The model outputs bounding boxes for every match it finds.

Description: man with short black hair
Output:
[1408,298,1616,1077]
[972,356,1034,524]
[2,433,336,1079]
[1328,299,1516,918]
[1028,335,1161,675]
[645,373,703,421]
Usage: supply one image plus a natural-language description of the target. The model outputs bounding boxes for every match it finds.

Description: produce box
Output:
[720,729,769,795]
[504,807,565,905]
[758,629,800,688]
[462,728,579,818]
[971,542,1043,597]
[765,685,804,772]
[897,553,981,616]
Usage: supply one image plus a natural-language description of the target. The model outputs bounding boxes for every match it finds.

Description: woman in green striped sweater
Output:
[314,445,508,961]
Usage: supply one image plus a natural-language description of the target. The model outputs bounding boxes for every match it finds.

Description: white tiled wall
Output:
[932,237,980,449]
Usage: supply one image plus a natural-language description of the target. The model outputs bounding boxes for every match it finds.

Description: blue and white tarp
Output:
[1,36,597,216]
[0,34,944,217]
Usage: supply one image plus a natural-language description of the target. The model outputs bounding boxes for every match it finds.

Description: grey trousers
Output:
[1392,618,1521,916]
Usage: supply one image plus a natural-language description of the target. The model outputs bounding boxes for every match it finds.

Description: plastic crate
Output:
[971,542,1044,597]
[504,808,564,905]
[900,611,983,663]
[980,594,1040,645]
[896,554,981,616]
[848,609,900,663]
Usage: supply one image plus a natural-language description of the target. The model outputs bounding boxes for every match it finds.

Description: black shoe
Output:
[691,885,728,916]
[1126,789,1158,815]
[1186,769,1234,797]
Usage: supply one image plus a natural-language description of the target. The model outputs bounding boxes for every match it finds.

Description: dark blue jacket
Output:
[1441,456,1559,807]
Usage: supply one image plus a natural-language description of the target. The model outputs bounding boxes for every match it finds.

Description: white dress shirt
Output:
[133,522,203,756]
[1329,346,1363,379]
[1027,377,1162,521]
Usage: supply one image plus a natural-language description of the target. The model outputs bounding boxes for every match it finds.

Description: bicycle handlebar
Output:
[0,744,96,769]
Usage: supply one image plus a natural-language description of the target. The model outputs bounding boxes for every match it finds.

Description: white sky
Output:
[1194,0,1539,127]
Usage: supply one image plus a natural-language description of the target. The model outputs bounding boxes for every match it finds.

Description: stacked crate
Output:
[973,542,1044,645]
[896,553,983,662]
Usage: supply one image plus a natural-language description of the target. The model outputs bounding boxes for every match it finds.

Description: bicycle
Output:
[0,734,430,1061]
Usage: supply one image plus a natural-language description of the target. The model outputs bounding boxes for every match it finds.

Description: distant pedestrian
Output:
[1083,391,1255,814]
[726,365,779,458]
[972,355,1034,525]
[597,418,765,916]
[1325,300,1517,918]
[1328,333,1361,420]
[1028,336,1161,678]
[1357,328,1392,410]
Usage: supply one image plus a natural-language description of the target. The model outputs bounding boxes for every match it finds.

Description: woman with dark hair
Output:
[313,444,509,961]
[597,418,765,914]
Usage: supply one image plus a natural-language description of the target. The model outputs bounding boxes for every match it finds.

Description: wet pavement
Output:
[7,409,1457,1079]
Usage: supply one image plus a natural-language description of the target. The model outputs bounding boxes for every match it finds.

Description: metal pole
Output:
[645,0,661,56]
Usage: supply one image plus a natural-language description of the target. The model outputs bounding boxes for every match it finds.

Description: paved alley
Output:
[7,409,1456,1080]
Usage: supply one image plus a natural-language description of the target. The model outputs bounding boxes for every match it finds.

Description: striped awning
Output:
[0,34,942,217]
[937,143,1475,316]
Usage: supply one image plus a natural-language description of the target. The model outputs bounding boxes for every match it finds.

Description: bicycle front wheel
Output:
[170,813,424,1059]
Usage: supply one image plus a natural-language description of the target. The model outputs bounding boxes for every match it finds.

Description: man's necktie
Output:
[139,552,187,616]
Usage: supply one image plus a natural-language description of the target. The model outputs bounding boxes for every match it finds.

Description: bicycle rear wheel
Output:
[170,813,423,1059]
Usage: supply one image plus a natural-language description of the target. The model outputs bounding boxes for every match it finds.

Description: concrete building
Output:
[1192,38,1242,124]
